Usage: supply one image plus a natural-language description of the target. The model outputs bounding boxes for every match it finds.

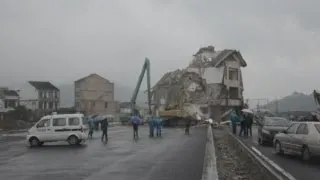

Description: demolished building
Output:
[152,45,247,123]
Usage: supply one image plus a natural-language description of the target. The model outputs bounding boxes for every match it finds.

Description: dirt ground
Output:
[212,127,276,180]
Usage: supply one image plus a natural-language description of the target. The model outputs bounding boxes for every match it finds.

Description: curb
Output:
[228,131,296,180]
[201,125,219,180]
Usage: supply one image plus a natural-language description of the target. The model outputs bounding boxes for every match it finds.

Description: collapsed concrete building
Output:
[151,45,247,123]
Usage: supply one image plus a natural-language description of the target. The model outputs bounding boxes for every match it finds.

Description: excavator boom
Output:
[131,58,152,116]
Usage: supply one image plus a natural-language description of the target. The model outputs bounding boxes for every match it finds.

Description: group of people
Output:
[87,116,109,142]
[86,114,194,142]
[148,116,163,137]
[229,109,253,137]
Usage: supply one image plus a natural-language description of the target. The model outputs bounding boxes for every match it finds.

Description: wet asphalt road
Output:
[0,126,207,180]
[236,125,320,180]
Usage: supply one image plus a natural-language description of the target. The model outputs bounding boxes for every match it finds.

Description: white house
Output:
[18,81,60,111]
[0,87,20,112]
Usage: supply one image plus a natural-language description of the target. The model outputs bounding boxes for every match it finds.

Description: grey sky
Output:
[0,0,319,99]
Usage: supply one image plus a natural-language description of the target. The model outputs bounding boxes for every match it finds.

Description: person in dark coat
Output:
[185,118,191,135]
[239,112,247,137]
[246,113,253,136]
[101,118,108,142]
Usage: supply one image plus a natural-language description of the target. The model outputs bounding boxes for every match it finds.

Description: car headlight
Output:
[262,128,270,135]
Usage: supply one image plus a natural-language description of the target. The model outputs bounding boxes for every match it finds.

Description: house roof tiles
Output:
[28,81,59,90]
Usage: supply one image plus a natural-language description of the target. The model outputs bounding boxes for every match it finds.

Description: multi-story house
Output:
[18,81,60,112]
[0,87,19,112]
[152,45,247,122]
[74,73,119,120]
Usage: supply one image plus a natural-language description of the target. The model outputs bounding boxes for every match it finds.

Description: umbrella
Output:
[131,116,141,125]
[241,109,253,114]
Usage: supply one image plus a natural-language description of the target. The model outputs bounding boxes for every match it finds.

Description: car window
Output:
[296,123,308,134]
[37,119,50,128]
[52,118,66,126]
[68,117,80,126]
[287,123,299,134]
[264,118,289,126]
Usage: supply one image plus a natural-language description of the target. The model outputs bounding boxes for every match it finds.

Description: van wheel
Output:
[29,137,40,147]
[68,135,79,145]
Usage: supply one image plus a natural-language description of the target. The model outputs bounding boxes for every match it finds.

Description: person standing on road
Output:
[148,116,155,137]
[131,115,141,139]
[246,113,253,136]
[156,117,163,137]
[229,109,238,134]
[101,117,109,142]
[185,118,191,135]
[88,116,94,139]
[239,112,247,137]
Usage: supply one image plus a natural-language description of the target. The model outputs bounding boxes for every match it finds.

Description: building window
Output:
[76,102,80,109]
[229,87,239,99]
[228,68,238,80]
[105,102,108,108]
[91,101,95,107]
[38,102,43,109]
[44,102,47,109]
[49,102,53,109]
[54,102,58,109]
[39,91,43,98]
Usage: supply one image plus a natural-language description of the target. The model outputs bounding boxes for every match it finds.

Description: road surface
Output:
[237,125,320,180]
[0,126,207,180]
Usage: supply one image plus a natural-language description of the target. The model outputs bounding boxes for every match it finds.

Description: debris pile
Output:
[213,127,275,180]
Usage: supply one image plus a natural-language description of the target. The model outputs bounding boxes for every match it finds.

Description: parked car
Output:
[26,113,88,147]
[258,117,290,145]
[274,122,320,161]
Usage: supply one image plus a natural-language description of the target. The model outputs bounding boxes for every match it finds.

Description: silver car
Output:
[273,122,320,161]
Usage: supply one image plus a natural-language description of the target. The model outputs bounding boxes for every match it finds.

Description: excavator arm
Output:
[131,58,152,117]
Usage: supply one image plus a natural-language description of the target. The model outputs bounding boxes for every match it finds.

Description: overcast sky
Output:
[1,0,319,100]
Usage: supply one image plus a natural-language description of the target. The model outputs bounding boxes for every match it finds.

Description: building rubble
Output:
[152,45,247,122]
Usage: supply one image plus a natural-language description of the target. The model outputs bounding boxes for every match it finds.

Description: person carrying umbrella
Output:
[101,117,109,142]
[131,114,141,139]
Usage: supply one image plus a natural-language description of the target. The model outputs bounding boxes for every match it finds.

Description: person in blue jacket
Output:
[156,117,163,137]
[229,109,238,135]
[88,116,94,139]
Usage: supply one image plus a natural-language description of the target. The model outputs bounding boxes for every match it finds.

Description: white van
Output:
[26,113,88,147]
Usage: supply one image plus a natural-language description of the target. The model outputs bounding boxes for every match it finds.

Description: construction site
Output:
[131,45,248,126]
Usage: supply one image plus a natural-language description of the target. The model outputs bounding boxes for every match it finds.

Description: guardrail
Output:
[228,132,296,180]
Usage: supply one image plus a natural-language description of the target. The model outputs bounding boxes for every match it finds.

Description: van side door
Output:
[52,117,68,141]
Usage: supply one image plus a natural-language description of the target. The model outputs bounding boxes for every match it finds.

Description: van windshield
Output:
[82,117,88,125]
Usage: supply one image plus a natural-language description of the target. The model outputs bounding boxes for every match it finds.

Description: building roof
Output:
[28,81,59,91]
[75,73,111,83]
[0,89,19,97]
[190,48,247,68]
